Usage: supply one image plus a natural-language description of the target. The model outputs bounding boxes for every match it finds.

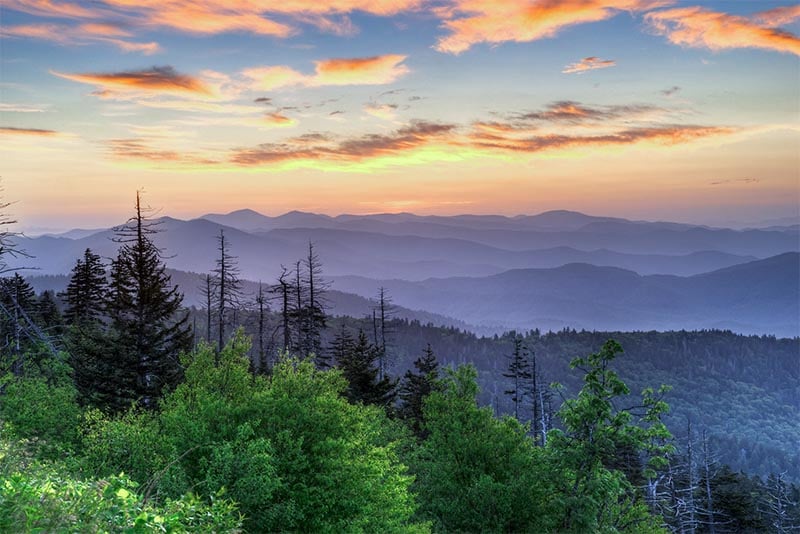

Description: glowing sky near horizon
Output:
[0,0,798,232]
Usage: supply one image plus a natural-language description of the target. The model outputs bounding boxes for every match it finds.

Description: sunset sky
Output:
[1,0,798,232]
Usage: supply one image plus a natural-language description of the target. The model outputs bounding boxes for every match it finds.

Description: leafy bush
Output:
[0,435,242,533]
[0,373,82,458]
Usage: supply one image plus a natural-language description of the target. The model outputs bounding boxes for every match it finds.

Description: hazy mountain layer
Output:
[332,253,800,337]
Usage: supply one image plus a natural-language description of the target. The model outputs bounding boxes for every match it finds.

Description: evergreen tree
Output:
[398,343,439,438]
[104,192,191,410]
[503,335,531,420]
[62,248,107,325]
[337,329,395,408]
[374,287,394,380]
[35,290,63,337]
[328,324,355,366]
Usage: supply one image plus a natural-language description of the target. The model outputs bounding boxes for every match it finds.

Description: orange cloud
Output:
[106,137,219,165]
[242,54,410,90]
[3,0,423,40]
[514,101,664,124]
[0,126,59,136]
[752,5,800,27]
[1,22,160,54]
[230,120,457,165]
[314,55,409,85]
[468,123,734,153]
[435,0,672,54]
[562,56,616,74]
[3,0,104,19]
[52,66,212,96]
[264,112,296,127]
[645,6,800,56]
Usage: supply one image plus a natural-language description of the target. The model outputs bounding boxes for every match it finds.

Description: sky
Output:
[0,0,798,232]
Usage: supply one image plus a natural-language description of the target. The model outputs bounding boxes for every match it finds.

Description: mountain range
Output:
[13,209,800,337]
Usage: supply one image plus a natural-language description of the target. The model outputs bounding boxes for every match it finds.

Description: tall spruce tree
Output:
[105,192,191,410]
[35,290,63,336]
[374,287,394,380]
[399,343,440,438]
[62,248,107,325]
[337,329,396,408]
[503,335,531,420]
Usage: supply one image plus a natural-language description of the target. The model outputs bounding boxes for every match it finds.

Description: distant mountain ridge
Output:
[10,209,798,338]
[331,253,800,338]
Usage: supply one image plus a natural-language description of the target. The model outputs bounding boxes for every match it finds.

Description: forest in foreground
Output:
[1,194,799,533]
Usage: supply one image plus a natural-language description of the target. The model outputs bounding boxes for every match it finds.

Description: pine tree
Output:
[104,192,191,410]
[328,324,355,366]
[62,248,107,325]
[337,329,396,408]
[35,290,63,336]
[398,343,439,438]
[374,287,395,380]
[503,335,531,420]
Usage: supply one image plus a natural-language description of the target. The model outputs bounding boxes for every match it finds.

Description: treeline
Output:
[1,193,799,532]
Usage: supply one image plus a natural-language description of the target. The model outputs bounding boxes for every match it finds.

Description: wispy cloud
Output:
[263,111,296,127]
[710,177,760,186]
[242,55,410,90]
[52,66,213,96]
[0,103,49,113]
[467,123,735,153]
[230,120,457,165]
[0,126,59,136]
[1,22,161,55]
[364,102,399,120]
[3,0,423,42]
[105,137,218,165]
[646,5,800,56]
[513,101,664,124]
[434,0,671,54]
[660,85,681,97]
[562,56,616,74]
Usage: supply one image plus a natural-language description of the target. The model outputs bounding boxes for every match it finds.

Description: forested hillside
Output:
[2,196,798,532]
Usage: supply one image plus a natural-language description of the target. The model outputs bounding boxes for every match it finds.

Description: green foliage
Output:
[159,331,422,532]
[0,434,242,533]
[0,372,81,459]
[398,344,440,438]
[337,329,397,408]
[80,408,187,497]
[410,365,560,533]
[549,340,672,532]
